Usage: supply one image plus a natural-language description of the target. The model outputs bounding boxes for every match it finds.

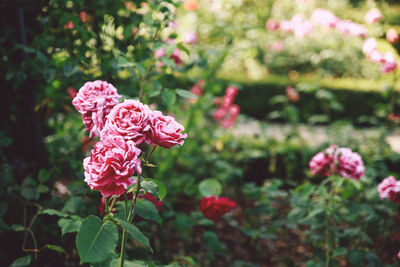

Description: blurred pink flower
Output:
[268,41,284,52]
[168,21,178,29]
[183,32,198,44]
[365,8,382,24]
[80,11,87,23]
[362,38,377,55]
[311,8,339,28]
[64,21,75,29]
[380,53,398,73]
[368,49,383,63]
[266,19,280,31]
[335,20,366,37]
[377,176,400,204]
[294,20,313,38]
[334,147,365,180]
[286,86,299,103]
[386,28,399,44]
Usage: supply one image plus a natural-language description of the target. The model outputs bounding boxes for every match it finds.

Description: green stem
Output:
[119,146,157,267]
[105,197,109,215]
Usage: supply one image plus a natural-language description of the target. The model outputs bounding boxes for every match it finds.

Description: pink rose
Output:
[309,151,334,177]
[265,19,279,31]
[386,28,399,44]
[146,111,187,148]
[368,49,383,63]
[64,21,75,29]
[83,135,142,197]
[377,176,400,203]
[101,99,152,144]
[311,9,339,28]
[72,80,121,137]
[334,148,365,180]
[365,8,382,24]
[286,86,300,103]
[183,32,198,44]
[168,21,178,29]
[380,53,398,74]
[294,21,314,38]
[362,38,377,55]
[336,20,366,37]
[80,11,87,23]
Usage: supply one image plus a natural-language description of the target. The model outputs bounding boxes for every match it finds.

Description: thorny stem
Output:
[119,145,157,267]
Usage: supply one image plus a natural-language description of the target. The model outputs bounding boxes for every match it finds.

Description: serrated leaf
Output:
[162,89,176,106]
[10,255,31,267]
[144,179,167,200]
[135,199,161,224]
[141,181,159,196]
[198,179,222,197]
[58,217,82,236]
[175,89,197,99]
[76,215,118,263]
[114,218,152,252]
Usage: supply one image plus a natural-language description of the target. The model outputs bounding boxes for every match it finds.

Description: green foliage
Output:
[76,215,118,263]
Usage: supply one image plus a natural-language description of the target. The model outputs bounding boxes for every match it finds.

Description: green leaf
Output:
[141,181,159,196]
[10,255,31,267]
[198,179,222,197]
[40,209,68,217]
[177,43,190,56]
[144,179,167,200]
[164,44,177,57]
[161,89,176,106]
[118,57,135,68]
[175,89,197,99]
[37,184,49,193]
[347,250,364,267]
[44,244,66,254]
[333,247,347,257]
[61,196,83,213]
[135,199,161,224]
[76,215,118,263]
[11,224,25,231]
[58,217,82,236]
[114,218,152,252]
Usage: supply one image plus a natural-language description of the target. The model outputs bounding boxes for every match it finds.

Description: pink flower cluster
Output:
[377,176,400,204]
[73,81,187,196]
[309,145,365,180]
[266,8,366,38]
[213,86,240,128]
[362,38,398,74]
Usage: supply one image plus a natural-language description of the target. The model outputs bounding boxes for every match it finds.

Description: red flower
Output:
[200,196,236,223]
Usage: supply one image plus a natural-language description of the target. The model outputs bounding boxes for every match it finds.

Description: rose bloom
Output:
[64,21,74,29]
[72,80,121,137]
[381,53,398,74]
[183,32,198,44]
[67,87,77,98]
[294,21,314,38]
[145,111,187,148]
[377,176,400,204]
[101,99,152,144]
[200,196,236,223]
[362,38,377,55]
[268,41,284,52]
[286,86,300,103]
[309,151,334,177]
[168,21,178,29]
[336,20,366,37]
[265,19,279,31]
[334,148,365,180]
[80,11,87,23]
[368,49,383,63]
[84,136,142,197]
[365,8,382,24]
[184,0,198,11]
[311,8,339,28]
[386,28,399,44]
[219,104,240,128]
